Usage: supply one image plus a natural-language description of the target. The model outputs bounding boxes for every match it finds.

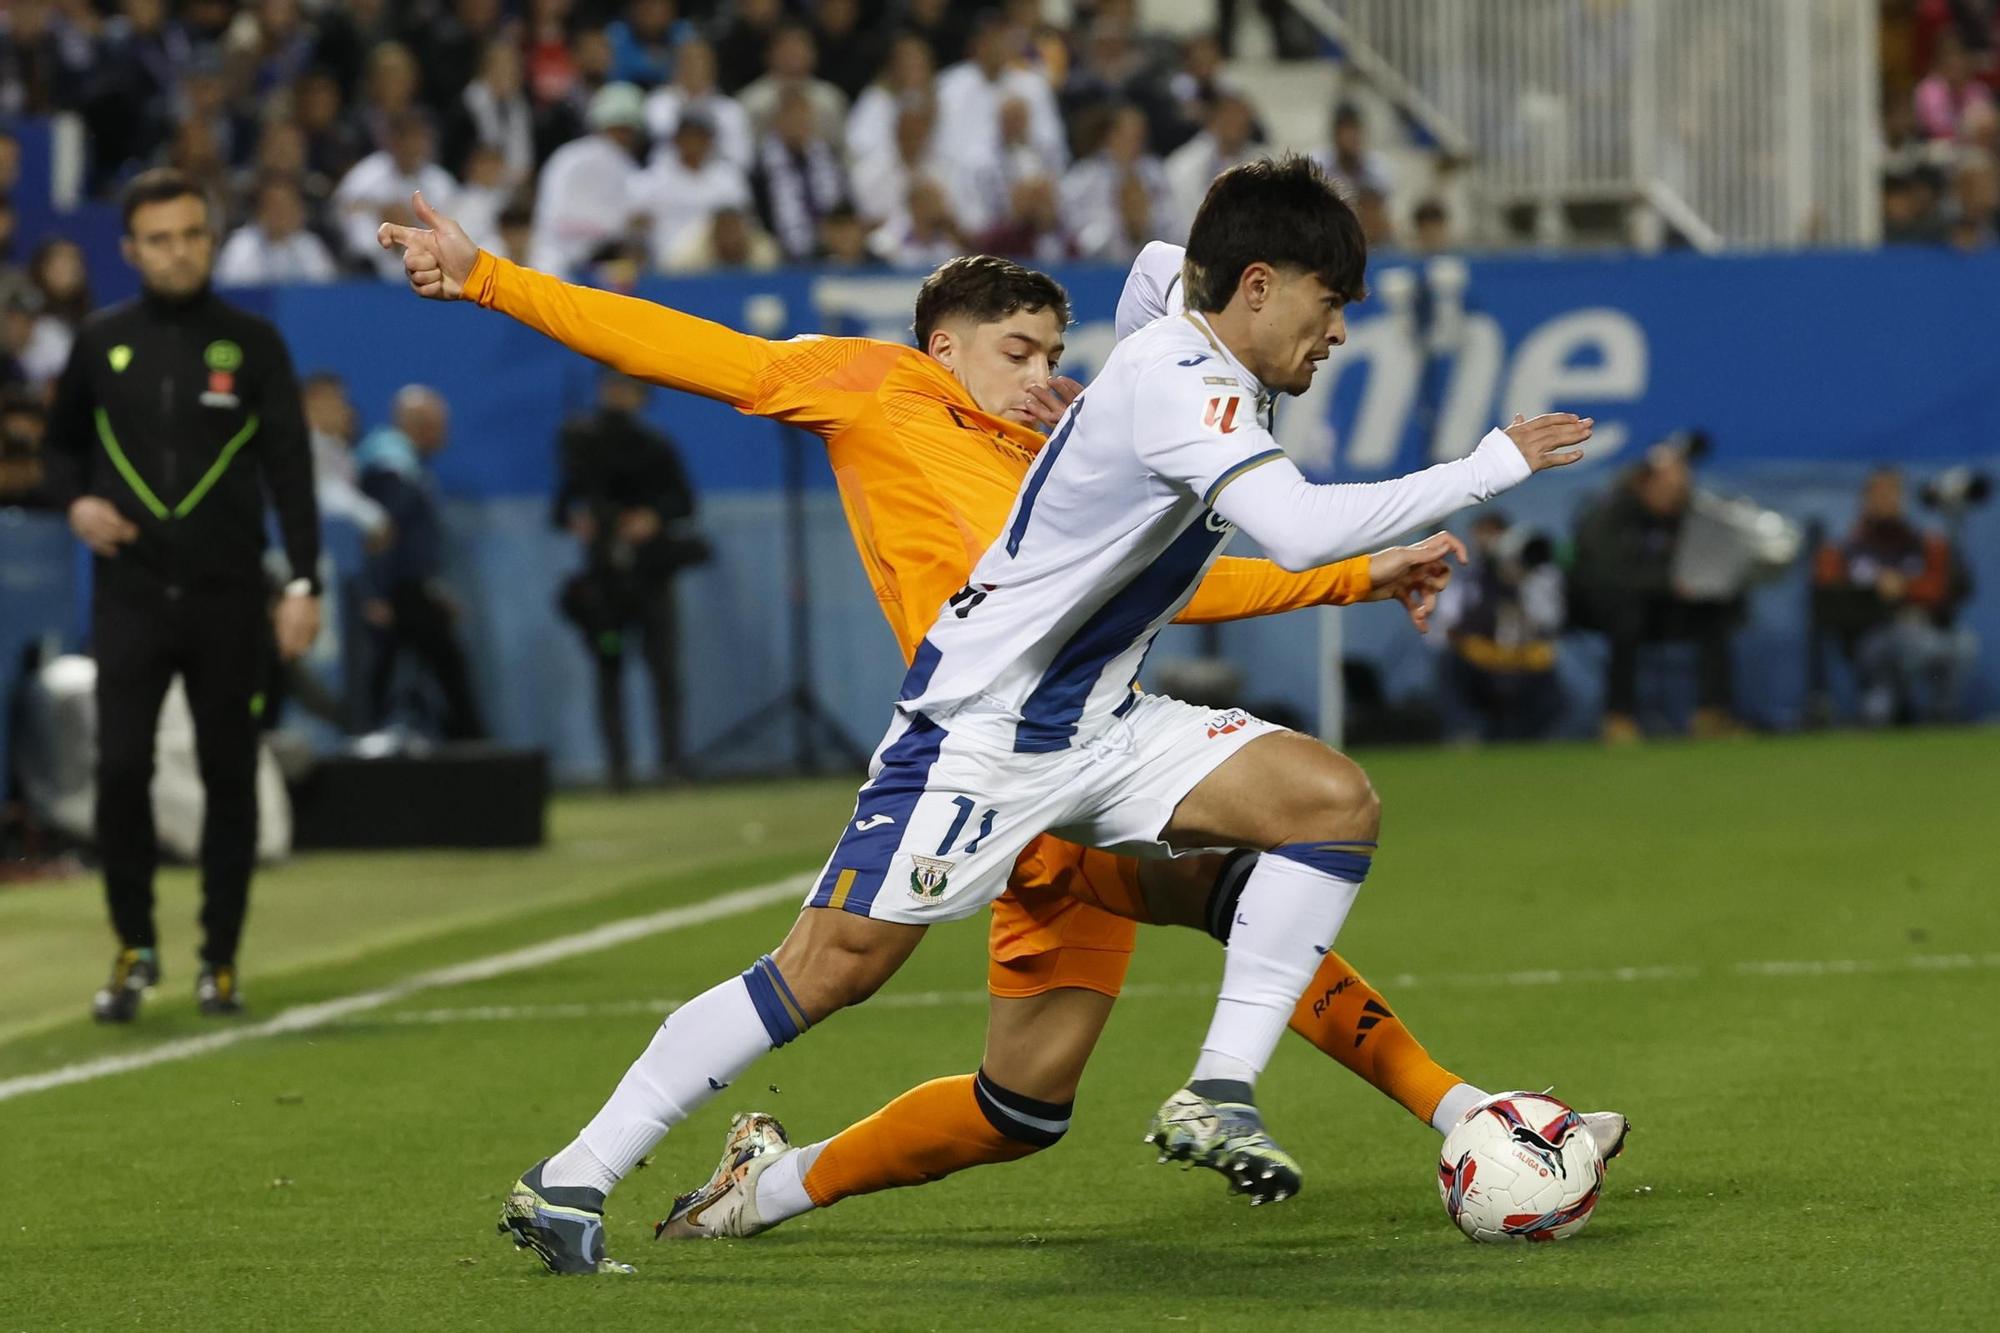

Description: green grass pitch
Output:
[3,730,1997,1330]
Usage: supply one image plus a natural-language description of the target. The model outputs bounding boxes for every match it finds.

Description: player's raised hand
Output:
[1020,375,1083,429]
[1363,530,1467,634]
[1503,411,1593,472]
[376,192,478,301]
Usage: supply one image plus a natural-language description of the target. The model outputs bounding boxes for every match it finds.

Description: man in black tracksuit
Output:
[46,170,321,1022]
[553,373,704,787]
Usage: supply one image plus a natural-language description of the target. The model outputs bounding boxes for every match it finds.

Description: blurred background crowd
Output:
[0,0,1430,303]
[0,0,1994,821]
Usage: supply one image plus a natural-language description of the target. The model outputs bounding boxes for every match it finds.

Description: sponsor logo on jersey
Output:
[1204,510,1237,534]
[1203,396,1242,433]
[1177,353,1210,367]
[201,369,240,409]
[204,340,244,373]
[854,813,895,831]
[908,855,953,900]
[1205,707,1251,738]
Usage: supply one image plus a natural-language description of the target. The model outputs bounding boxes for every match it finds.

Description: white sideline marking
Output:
[340,951,2000,1031]
[0,875,812,1105]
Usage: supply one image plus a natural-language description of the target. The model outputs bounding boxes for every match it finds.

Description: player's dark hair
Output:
[1181,154,1367,313]
[912,255,1071,348]
[120,168,207,233]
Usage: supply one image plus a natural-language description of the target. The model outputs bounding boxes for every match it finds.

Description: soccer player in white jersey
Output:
[479,155,1588,1274]
[867,153,1586,1181]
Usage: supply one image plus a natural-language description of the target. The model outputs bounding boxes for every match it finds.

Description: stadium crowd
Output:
[1880,0,2000,247]
[0,0,1408,303]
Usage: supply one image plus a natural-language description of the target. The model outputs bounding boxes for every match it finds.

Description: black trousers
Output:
[583,578,682,786]
[1601,595,1738,718]
[367,581,485,741]
[93,581,265,965]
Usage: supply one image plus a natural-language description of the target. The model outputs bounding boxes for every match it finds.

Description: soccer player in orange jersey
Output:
[378,194,1622,1272]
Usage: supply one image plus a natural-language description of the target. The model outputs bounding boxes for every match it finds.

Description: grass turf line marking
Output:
[0,875,812,1105]
[347,950,2000,1030]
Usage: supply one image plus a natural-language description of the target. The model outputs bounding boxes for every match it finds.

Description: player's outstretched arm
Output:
[377,192,776,411]
[1208,415,1590,572]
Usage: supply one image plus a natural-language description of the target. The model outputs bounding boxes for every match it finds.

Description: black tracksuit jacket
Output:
[46,287,318,598]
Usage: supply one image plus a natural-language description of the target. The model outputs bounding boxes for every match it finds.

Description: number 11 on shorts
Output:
[938,796,997,856]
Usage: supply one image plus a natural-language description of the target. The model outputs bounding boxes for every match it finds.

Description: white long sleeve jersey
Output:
[897,308,1532,754]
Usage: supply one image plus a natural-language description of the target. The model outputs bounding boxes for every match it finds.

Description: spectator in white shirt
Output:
[636,114,752,268]
[1315,102,1392,200]
[850,98,947,229]
[1164,92,1263,236]
[934,13,1068,186]
[867,176,966,270]
[663,207,783,272]
[333,113,460,280]
[736,22,849,144]
[752,85,848,261]
[530,82,648,278]
[1060,103,1171,261]
[845,32,936,167]
[301,371,391,546]
[216,176,342,287]
[644,37,755,171]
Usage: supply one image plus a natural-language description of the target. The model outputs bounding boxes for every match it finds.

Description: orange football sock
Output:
[1289,950,1465,1126]
[801,1074,1041,1208]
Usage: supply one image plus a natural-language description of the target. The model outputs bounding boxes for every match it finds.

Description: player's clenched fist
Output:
[1502,411,1593,472]
[376,192,479,301]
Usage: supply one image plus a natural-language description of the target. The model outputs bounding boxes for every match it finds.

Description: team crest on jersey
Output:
[908,855,953,900]
[1205,708,1251,739]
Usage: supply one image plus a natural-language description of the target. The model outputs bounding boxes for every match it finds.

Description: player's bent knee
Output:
[973,1067,1072,1152]
[1297,750,1381,841]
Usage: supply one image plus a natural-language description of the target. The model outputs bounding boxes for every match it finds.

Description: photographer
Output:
[553,373,706,788]
[1814,467,1978,725]
[1570,438,1745,741]
[1433,512,1565,742]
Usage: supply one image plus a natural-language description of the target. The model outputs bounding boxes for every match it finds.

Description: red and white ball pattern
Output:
[1437,1091,1604,1243]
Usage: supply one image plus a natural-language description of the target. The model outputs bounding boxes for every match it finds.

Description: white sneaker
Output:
[655,1111,792,1240]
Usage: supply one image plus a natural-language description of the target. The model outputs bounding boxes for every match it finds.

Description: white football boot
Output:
[1462,1089,1629,1166]
[1580,1110,1630,1165]
[655,1111,794,1240]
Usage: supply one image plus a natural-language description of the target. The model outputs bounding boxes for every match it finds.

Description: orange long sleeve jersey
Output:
[465,252,1373,662]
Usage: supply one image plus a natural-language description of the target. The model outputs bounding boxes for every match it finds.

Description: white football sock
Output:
[1191,851,1362,1089]
[1430,1082,1490,1136]
[542,1138,619,1195]
[752,1140,828,1225]
[545,975,774,1192]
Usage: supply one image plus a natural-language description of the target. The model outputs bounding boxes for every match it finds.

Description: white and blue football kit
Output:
[808,304,1534,925]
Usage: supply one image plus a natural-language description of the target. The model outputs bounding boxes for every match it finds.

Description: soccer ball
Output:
[1436,1091,1604,1243]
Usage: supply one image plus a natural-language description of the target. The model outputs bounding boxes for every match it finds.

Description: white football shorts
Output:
[802,693,1284,924]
